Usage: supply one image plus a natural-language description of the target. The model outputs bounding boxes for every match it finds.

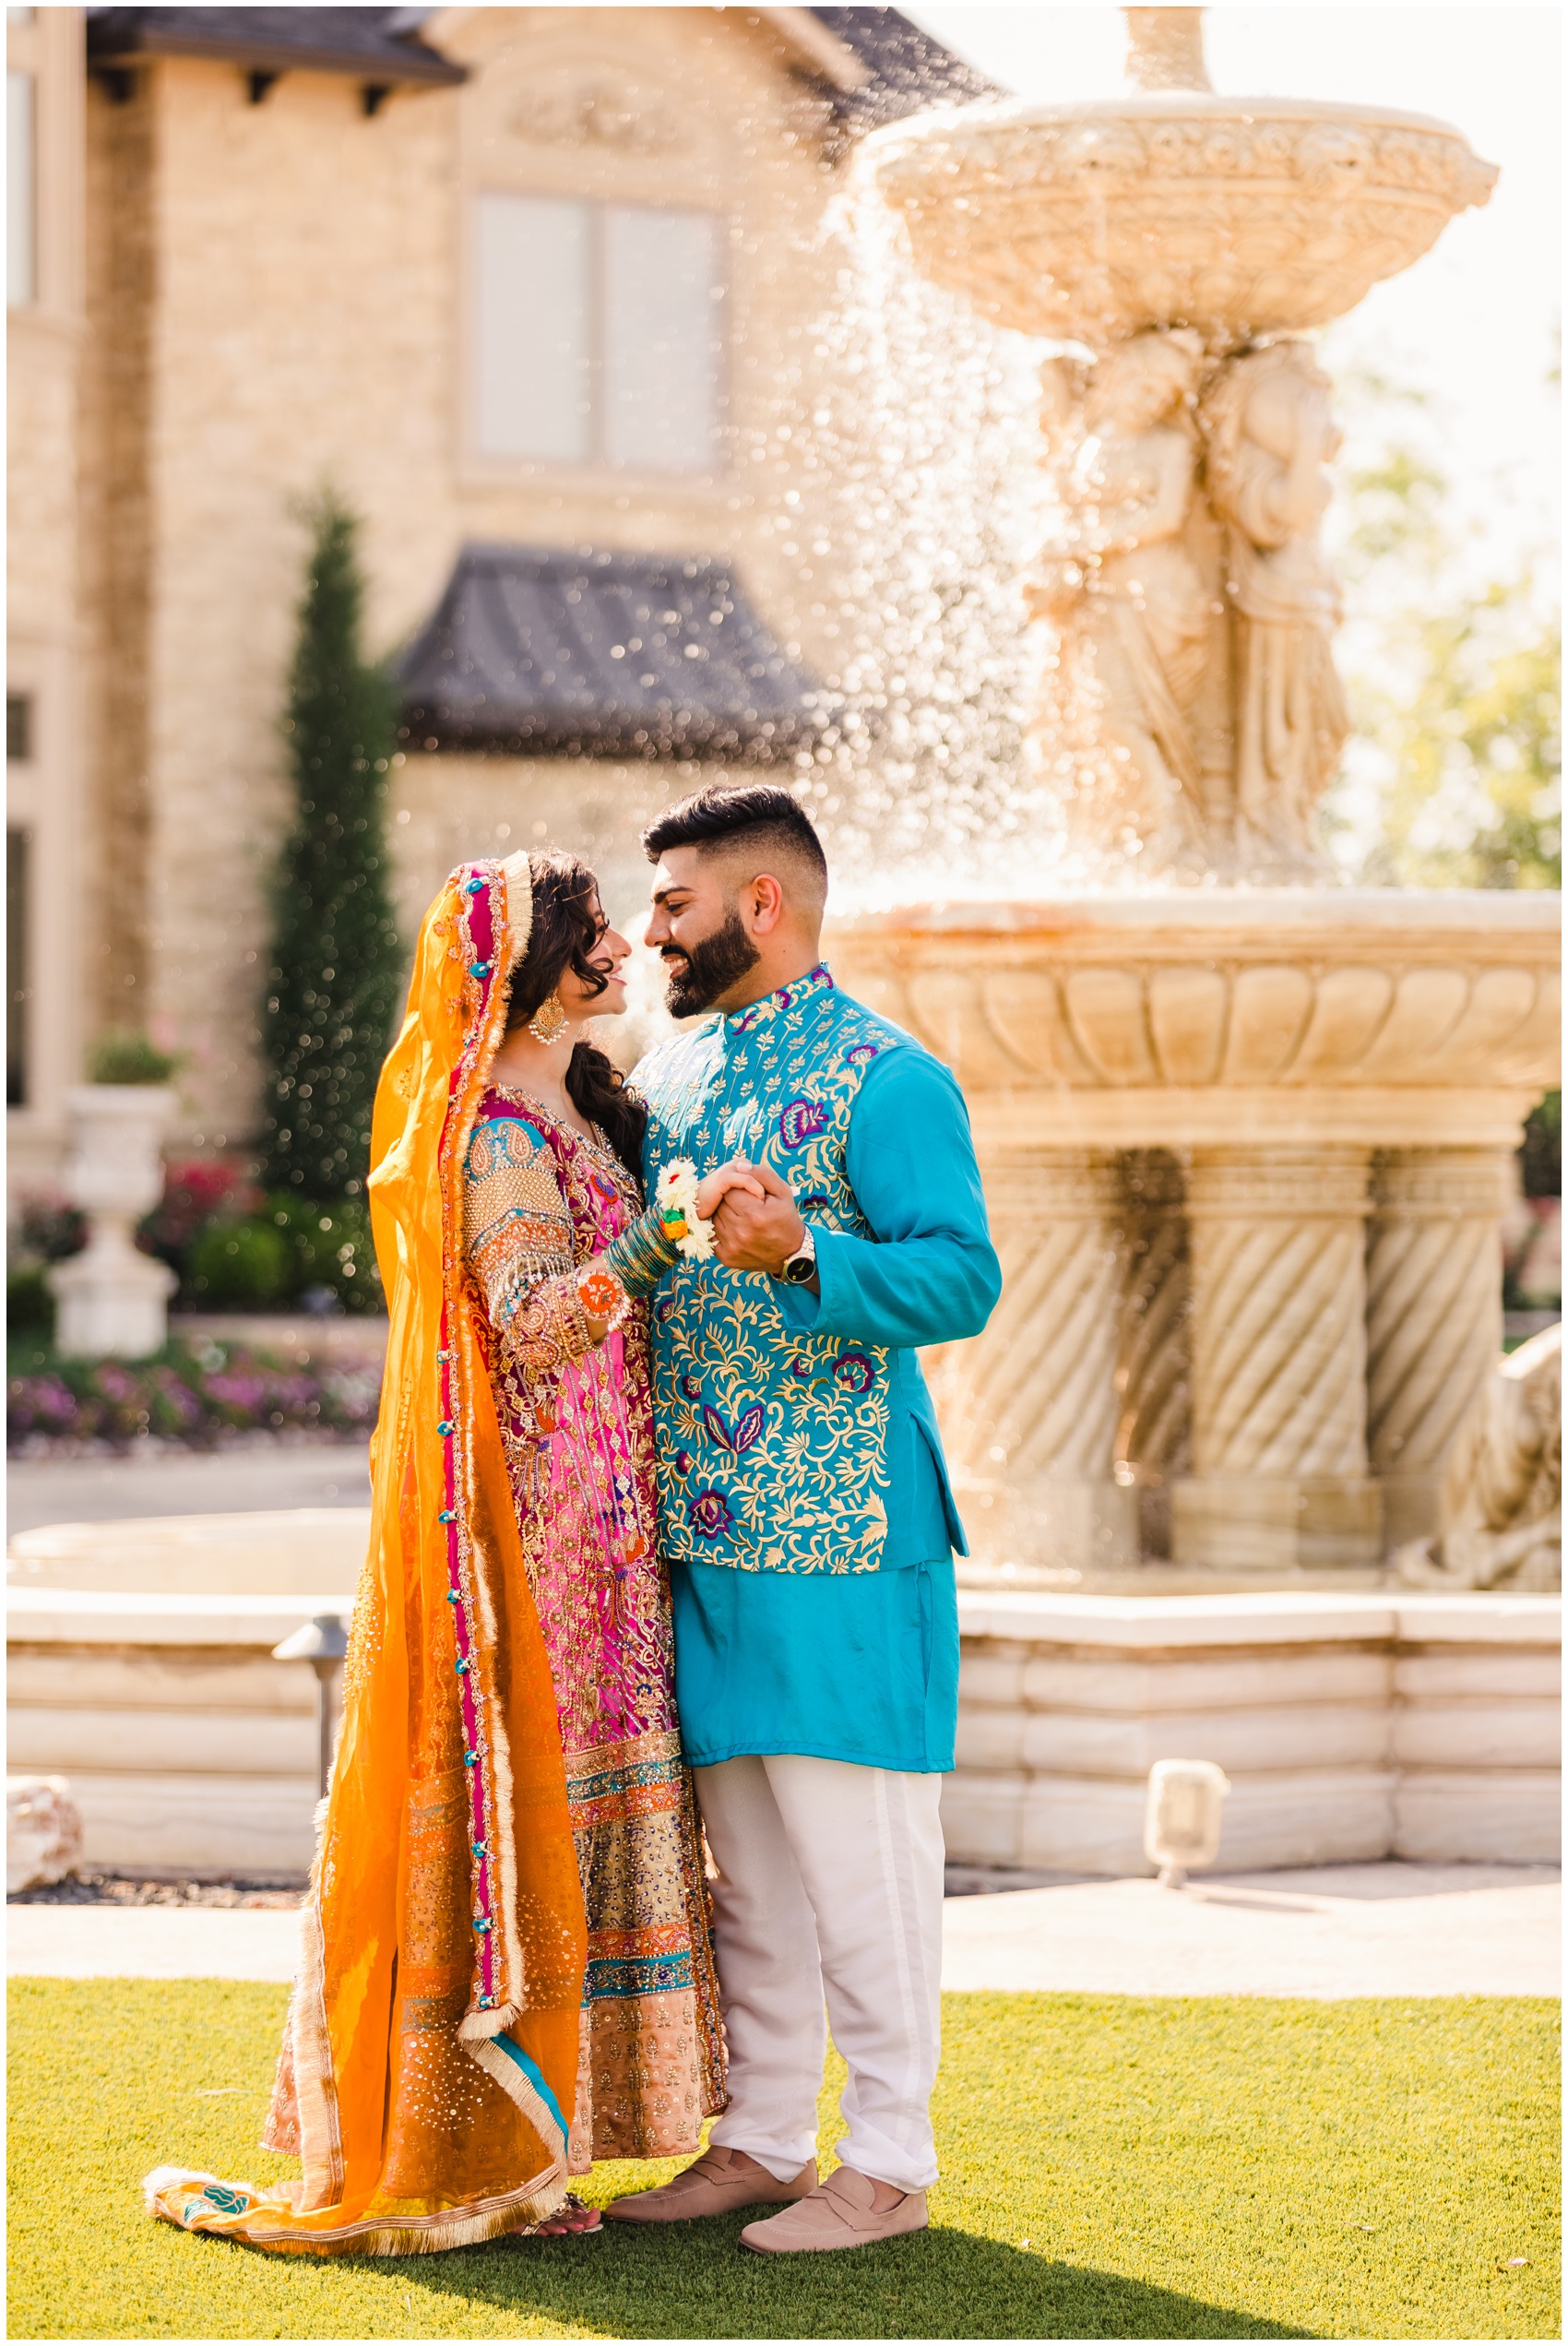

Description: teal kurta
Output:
[636,966,1001,1771]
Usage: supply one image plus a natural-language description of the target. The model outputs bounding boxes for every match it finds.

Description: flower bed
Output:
[6,1336,382,1456]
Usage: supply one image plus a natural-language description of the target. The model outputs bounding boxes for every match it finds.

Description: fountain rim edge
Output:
[860,91,1494,156]
[824,888,1562,942]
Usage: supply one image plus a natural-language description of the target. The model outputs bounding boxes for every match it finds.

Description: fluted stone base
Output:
[959,1472,1141,1578]
[1172,1472,1384,1576]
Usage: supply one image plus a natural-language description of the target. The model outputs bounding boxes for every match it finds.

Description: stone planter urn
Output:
[46,1085,178,1359]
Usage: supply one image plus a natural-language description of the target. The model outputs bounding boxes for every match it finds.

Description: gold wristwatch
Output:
[777,1225,817,1286]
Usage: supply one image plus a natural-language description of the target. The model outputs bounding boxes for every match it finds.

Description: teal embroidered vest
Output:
[636,963,909,1575]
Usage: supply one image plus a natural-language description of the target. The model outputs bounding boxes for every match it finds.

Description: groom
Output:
[605,783,1001,2254]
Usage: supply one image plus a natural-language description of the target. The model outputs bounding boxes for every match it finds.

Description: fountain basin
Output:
[828,890,1559,1580]
[829,889,1558,1148]
[866,94,1497,346]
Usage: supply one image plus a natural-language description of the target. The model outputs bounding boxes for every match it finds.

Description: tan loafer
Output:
[605,2144,817,2224]
[740,2165,928,2254]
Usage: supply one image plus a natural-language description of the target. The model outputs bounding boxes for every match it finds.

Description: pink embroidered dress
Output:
[463,1086,724,2167]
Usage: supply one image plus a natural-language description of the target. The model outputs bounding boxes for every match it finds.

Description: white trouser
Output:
[695,1753,945,2195]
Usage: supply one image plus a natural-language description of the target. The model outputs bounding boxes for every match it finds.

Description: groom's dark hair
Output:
[642,784,828,901]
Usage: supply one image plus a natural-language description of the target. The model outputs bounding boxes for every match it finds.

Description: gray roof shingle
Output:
[806,7,1001,125]
[397,544,827,761]
[85,8,465,84]
[85,7,999,113]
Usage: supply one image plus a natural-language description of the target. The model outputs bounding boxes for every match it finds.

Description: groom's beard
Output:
[662,911,761,1018]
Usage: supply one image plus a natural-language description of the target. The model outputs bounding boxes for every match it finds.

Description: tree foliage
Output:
[260,496,402,1198]
[1327,378,1562,891]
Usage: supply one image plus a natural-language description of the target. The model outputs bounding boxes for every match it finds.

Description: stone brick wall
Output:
[7,6,87,1187]
[73,7,860,1155]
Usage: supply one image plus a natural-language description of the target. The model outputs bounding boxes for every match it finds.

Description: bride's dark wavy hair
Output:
[502,851,647,1176]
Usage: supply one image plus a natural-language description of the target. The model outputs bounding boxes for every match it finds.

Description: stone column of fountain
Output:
[831,9,1560,1586]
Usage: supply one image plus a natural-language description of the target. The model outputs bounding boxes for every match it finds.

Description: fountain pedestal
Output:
[1177,1144,1379,1573]
[829,892,1559,1583]
[1366,1149,1510,1550]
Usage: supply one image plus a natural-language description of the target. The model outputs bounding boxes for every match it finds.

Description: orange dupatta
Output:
[145,854,587,2255]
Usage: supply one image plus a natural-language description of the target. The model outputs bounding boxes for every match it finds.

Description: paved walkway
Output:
[9,1864,1559,1995]
[6,1445,372,1536]
[942,1862,1562,1998]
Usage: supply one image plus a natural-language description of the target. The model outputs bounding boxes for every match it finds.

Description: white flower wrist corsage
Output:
[656,1159,717,1260]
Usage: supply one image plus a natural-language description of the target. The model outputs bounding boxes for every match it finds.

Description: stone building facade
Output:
[7,5,87,1185]
[6,5,990,1179]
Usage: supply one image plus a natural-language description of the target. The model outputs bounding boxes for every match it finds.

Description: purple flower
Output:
[689,1486,734,1542]
[680,1375,701,1400]
[834,1352,874,1396]
[674,1450,693,1475]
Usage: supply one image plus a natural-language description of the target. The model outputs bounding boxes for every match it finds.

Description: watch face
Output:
[783,1254,814,1283]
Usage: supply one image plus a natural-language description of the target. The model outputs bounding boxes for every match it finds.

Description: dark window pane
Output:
[6,694,30,760]
[7,825,28,1105]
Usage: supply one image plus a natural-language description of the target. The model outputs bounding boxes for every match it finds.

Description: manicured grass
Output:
[7,1981,1557,2340]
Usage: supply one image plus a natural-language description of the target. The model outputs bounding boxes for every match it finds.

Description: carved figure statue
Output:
[1397,1323,1562,1591]
[1201,340,1349,871]
[1030,328,1210,866]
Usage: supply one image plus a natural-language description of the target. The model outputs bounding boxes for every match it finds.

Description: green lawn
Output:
[7,1981,1558,2340]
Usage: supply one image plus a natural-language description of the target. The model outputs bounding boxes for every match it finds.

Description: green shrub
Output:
[265,1194,383,1315]
[186,1218,289,1308]
[88,1030,182,1085]
[6,1264,53,1330]
[1522,1088,1562,1197]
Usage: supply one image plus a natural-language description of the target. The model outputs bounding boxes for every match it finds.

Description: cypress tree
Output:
[260,495,402,1199]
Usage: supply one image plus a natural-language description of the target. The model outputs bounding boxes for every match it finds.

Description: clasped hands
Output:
[693,1159,806,1275]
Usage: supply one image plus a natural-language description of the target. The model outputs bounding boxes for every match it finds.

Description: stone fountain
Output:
[830,8,1561,1588]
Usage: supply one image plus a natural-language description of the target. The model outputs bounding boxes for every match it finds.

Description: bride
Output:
[146,851,749,2253]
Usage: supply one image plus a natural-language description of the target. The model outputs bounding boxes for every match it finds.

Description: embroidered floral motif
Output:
[636,970,908,1576]
[778,1097,828,1150]
[689,1486,735,1541]
[724,960,834,1036]
[697,1400,766,1454]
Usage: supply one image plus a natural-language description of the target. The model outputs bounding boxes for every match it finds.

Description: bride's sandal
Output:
[516,2193,603,2241]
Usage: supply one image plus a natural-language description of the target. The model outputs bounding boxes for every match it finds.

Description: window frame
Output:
[7,65,35,308]
[466,190,731,489]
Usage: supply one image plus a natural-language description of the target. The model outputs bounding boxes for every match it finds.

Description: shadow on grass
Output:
[385,2215,1315,2340]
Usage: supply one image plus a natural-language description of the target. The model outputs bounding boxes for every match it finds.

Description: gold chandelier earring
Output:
[527,992,568,1045]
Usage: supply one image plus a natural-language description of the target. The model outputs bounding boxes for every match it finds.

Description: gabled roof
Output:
[398,545,827,762]
[805,7,1001,125]
[85,8,465,86]
[83,6,999,119]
